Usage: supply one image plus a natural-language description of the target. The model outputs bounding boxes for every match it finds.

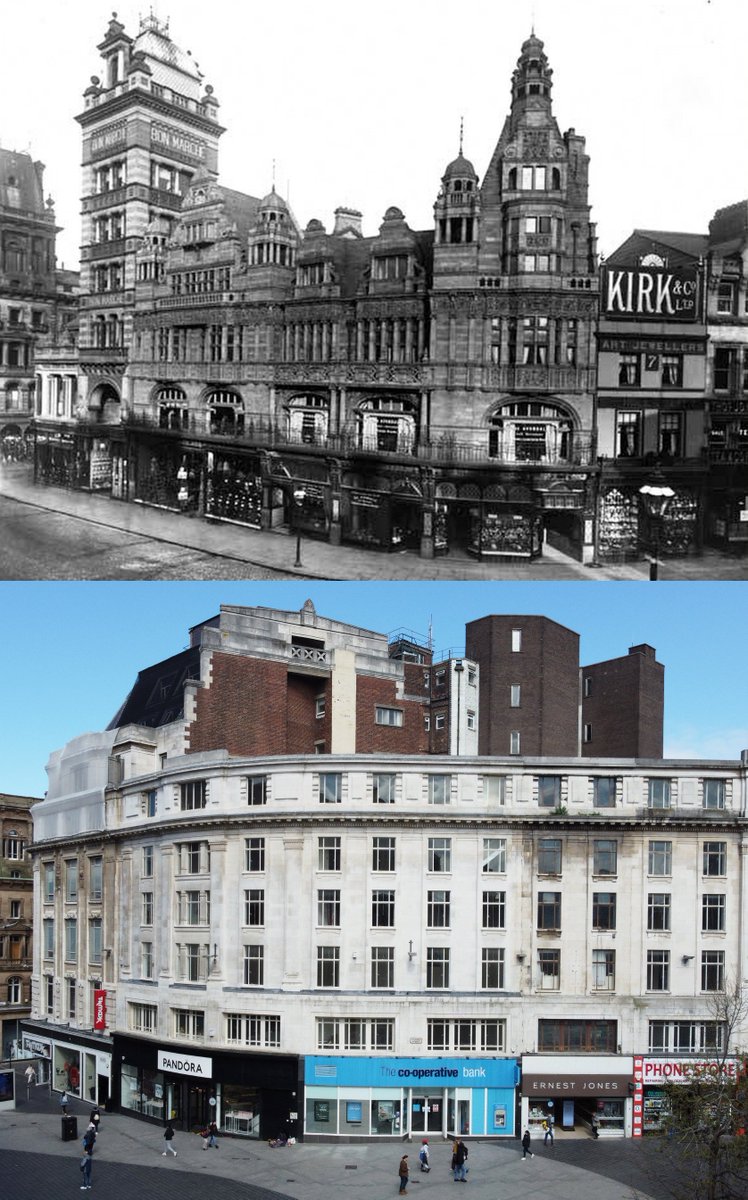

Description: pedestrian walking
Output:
[453,1138,469,1181]
[521,1128,534,1159]
[60,1090,70,1114]
[398,1152,409,1193]
[543,1117,554,1146]
[203,1119,219,1149]
[162,1121,177,1157]
[24,1065,36,1087]
[90,1105,101,1132]
[419,1138,431,1172]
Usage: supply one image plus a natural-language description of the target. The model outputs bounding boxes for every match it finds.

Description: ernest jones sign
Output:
[604,266,700,321]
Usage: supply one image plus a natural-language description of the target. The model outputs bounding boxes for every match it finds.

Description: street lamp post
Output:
[639,473,675,581]
[293,487,306,568]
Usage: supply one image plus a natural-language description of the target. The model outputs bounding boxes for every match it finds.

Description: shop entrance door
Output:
[187,1082,214,1132]
[411,1095,444,1134]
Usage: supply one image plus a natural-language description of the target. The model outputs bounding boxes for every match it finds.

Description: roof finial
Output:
[459,116,464,156]
[272,158,276,190]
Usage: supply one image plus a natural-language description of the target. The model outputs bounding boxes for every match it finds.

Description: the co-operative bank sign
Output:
[604,266,700,321]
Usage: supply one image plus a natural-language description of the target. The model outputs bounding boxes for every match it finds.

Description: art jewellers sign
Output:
[603,266,700,322]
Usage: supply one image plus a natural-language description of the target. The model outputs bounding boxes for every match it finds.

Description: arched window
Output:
[507,167,517,190]
[287,394,329,445]
[206,389,244,435]
[358,396,417,454]
[7,976,21,1005]
[156,386,188,430]
[489,400,573,464]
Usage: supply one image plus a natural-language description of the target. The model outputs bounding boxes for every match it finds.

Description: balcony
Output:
[156,292,236,310]
[81,239,127,262]
[122,410,596,468]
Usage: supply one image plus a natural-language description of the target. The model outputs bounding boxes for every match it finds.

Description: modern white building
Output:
[21,603,748,1142]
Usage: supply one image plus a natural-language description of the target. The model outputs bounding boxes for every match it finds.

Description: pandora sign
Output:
[604,266,700,321]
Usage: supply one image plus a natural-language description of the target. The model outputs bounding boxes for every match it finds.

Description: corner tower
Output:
[75,12,224,421]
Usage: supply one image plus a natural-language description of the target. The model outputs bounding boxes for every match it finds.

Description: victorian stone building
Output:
[33,19,600,560]
[0,149,76,459]
[0,792,35,1058]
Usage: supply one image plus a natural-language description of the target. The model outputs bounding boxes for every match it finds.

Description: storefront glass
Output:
[223,1084,261,1137]
[53,1045,81,1095]
[120,1062,165,1119]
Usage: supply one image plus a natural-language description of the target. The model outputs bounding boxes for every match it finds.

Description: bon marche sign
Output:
[151,123,206,162]
[604,266,700,321]
[157,1050,213,1078]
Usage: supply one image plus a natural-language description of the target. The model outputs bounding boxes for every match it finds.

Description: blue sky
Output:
[2,581,747,798]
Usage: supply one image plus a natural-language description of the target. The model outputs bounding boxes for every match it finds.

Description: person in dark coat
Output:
[398,1152,409,1193]
[453,1138,468,1181]
[521,1128,534,1159]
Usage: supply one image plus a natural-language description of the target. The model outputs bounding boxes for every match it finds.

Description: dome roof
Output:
[260,188,288,212]
[383,206,405,222]
[442,152,478,182]
[305,218,325,233]
[520,31,545,56]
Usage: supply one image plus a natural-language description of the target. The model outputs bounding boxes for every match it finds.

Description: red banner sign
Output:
[93,990,107,1031]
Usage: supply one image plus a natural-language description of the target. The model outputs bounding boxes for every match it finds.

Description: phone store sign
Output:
[643,1057,745,1085]
[604,267,700,321]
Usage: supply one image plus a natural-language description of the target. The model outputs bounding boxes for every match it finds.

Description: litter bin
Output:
[61,1115,78,1142]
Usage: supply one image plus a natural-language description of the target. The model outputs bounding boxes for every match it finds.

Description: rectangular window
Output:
[43,918,54,959]
[617,409,641,456]
[142,846,153,878]
[89,918,102,965]
[483,776,506,805]
[371,946,394,989]
[584,676,592,697]
[702,894,725,932]
[128,1003,157,1033]
[538,948,560,990]
[426,947,450,989]
[510,731,521,755]
[89,857,103,901]
[244,889,265,927]
[537,891,561,930]
[243,944,265,986]
[372,836,396,872]
[618,356,641,387]
[482,890,506,929]
[428,775,451,805]
[373,773,396,804]
[142,892,153,925]
[661,355,683,388]
[226,1014,280,1048]
[538,776,561,808]
[316,946,340,988]
[592,949,616,991]
[375,706,403,726]
[592,892,617,931]
[180,780,207,811]
[714,345,736,390]
[481,947,505,990]
[428,837,451,872]
[371,890,395,927]
[173,1008,205,1039]
[427,890,450,928]
[141,941,153,979]
[317,889,341,927]
[244,837,265,872]
[434,713,446,731]
[247,776,267,806]
[466,709,476,730]
[318,836,341,871]
[593,839,618,876]
[511,629,522,652]
[179,889,210,926]
[510,685,521,707]
[65,860,78,903]
[319,773,342,804]
[64,918,77,962]
[583,724,592,743]
[703,779,726,810]
[647,949,670,991]
[703,841,727,877]
[648,778,671,809]
[427,1019,449,1050]
[593,777,617,808]
[315,695,326,718]
[44,863,55,903]
[647,892,671,931]
[538,838,562,875]
[717,281,735,314]
[146,789,157,817]
[701,950,725,992]
[482,837,506,873]
[648,840,672,876]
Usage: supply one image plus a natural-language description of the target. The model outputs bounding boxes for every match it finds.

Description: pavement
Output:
[2,462,746,580]
[0,1071,675,1200]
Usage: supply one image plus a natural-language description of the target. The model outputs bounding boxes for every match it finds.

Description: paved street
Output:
[0,1082,674,1200]
[3,463,746,580]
